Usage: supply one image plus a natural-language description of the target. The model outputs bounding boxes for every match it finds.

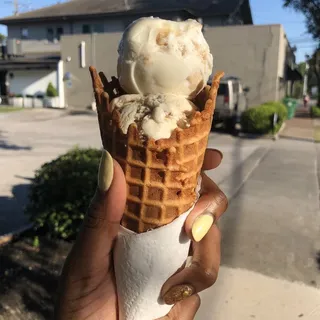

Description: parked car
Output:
[208,75,249,131]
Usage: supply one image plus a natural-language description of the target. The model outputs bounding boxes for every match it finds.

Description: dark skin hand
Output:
[54,148,228,320]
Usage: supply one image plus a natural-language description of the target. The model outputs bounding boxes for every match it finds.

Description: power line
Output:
[290,39,318,44]
[289,36,315,41]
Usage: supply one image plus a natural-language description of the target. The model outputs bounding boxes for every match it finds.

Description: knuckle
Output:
[84,196,106,230]
[192,261,218,288]
[202,267,218,287]
[215,189,228,211]
[84,214,104,230]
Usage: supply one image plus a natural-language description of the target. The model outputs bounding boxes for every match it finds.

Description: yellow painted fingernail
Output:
[163,284,195,305]
[98,150,114,192]
[191,212,215,242]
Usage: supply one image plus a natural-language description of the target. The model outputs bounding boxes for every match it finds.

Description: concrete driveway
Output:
[0,109,101,236]
[1,109,320,319]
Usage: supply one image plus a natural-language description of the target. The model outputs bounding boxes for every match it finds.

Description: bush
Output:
[25,147,102,240]
[311,106,320,118]
[241,102,288,134]
[46,82,58,97]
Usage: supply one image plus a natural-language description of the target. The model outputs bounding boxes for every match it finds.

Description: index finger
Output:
[185,173,228,240]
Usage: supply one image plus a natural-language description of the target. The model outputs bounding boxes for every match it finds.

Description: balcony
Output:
[6,38,61,56]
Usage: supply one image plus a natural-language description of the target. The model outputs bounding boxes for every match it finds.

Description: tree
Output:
[284,1,320,104]
[283,0,320,39]
[0,33,6,44]
[46,82,58,97]
[307,48,320,105]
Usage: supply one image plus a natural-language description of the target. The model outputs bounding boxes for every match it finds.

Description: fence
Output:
[0,95,62,108]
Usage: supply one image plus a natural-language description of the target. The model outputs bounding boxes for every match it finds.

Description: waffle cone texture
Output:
[89,66,224,233]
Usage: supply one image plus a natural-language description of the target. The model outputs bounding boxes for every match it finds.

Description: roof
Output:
[0,54,59,71]
[0,0,253,24]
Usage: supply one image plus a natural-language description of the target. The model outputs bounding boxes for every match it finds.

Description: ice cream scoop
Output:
[117,17,213,99]
[110,94,197,140]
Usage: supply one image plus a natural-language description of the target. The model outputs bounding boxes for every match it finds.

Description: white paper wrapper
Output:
[114,179,201,320]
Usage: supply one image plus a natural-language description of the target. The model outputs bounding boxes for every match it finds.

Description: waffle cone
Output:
[89,66,224,233]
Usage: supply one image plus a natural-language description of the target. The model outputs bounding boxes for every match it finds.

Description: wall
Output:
[8,22,72,40]
[8,70,58,96]
[61,32,122,108]
[204,24,282,106]
[277,26,288,100]
[61,25,284,109]
[7,12,184,42]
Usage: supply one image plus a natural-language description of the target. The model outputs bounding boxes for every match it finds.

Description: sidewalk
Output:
[196,266,320,320]
[280,107,315,142]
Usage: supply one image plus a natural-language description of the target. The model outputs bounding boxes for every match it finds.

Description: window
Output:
[82,25,91,34]
[217,84,228,96]
[57,27,64,40]
[47,28,54,41]
[21,28,28,39]
[93,24,104,33]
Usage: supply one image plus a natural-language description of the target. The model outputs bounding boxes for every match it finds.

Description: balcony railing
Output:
[6,38,61,56]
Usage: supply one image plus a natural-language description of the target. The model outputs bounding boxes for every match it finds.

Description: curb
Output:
[0,223,33,246]
[238,123,286,141]
[66,108,97,116]
[278,135,315,143]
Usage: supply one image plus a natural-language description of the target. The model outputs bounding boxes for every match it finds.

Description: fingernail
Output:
[192,211,215,242]
[98,150,114,192]
[163,284,195,305]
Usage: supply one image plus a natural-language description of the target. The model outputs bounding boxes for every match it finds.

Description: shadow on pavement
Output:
[0,131,32,151]
[316,251,320,271]
[294,113,311,119]
[220,138,244,264]
[0,177,71,319]
[0,184,30,236]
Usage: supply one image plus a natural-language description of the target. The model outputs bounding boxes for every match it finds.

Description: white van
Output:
[208,75,249,131]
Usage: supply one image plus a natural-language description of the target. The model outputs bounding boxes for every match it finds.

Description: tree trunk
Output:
[316,73,320,107]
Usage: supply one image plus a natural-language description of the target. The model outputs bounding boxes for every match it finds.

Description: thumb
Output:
[67,150,126,272]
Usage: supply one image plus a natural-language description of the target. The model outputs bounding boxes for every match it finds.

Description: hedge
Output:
[241,102,288,134]
[25,147,102,240]
[311,106,320,118]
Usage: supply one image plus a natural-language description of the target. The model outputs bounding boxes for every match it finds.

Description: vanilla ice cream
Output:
[117,17,213,99]
[110,94,197,140]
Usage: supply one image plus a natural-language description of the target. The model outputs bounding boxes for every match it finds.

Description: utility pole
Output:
[303,54,310,96]
[5,0,31,15]
[13,0,19,15]
[5,0,21,15]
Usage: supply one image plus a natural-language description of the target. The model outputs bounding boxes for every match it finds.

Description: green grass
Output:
[314,126,320,143]
[0,106,24,113]
[311,106,320,118]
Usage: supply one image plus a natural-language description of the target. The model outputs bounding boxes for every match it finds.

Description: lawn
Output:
[0,106,24,113]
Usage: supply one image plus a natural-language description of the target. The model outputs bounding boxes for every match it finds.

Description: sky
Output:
[0,0,318,63]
